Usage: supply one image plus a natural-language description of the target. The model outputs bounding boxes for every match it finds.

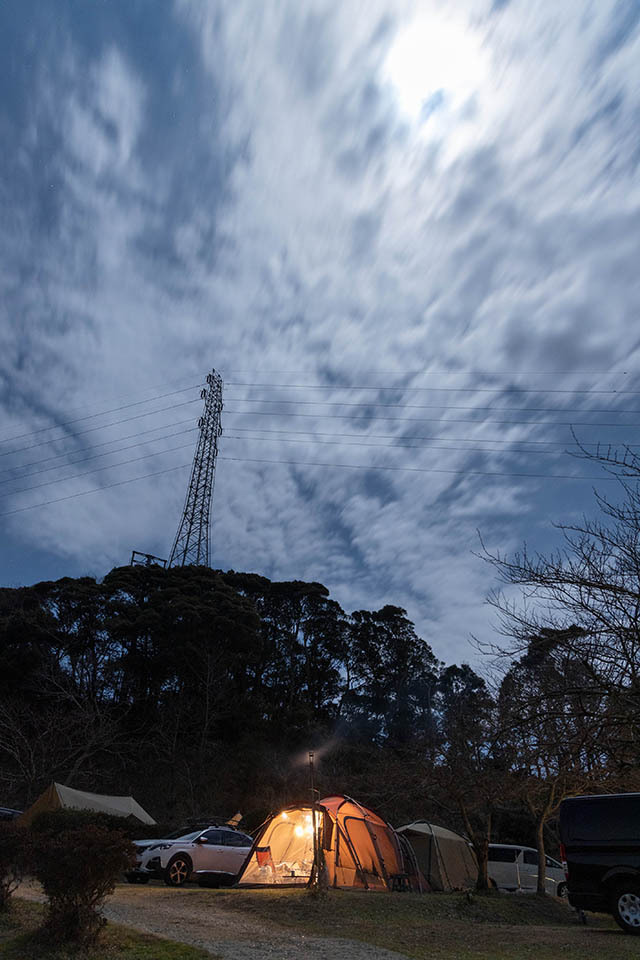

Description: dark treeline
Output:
[0,556,637,891]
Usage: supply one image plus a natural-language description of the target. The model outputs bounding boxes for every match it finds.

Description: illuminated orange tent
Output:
[238,794,420,891]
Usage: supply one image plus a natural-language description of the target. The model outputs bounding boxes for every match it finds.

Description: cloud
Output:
[1,0,639,667]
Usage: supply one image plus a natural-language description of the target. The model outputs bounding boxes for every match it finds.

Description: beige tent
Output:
[397,821,477,891]
[239,794,419,891]
[18,782,156,827]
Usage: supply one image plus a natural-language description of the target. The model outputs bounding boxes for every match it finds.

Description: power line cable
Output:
[0,425,199,487]
[227,425,615,448]
[227,381,640,395]
[1,441,197,500]
[3,419,626,490]
[0,397,202,460]
[3,375,206,435]
[218,454,618,482]
[5,384,635,463]
[226,396,640,415]
[0,417,197,478]
[0,383,204,445]
[224,408,640,429]
[222,434,572,457]
[1,445,624,520]
[0,463,192,518]
[222,368,635,376]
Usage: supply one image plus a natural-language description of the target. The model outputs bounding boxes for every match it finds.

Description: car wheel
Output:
[557,883,568,899]
[164,854,192,887]
[611,882,640,934]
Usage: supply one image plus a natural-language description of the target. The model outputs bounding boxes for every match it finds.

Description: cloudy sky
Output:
[1,0,639,667]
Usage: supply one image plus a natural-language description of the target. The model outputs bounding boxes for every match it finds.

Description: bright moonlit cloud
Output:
[383,13,489,125]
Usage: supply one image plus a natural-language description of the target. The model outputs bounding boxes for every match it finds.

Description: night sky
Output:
[1,0,640,665]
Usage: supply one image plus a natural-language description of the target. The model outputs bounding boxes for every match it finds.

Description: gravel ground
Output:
[18,881,409,960]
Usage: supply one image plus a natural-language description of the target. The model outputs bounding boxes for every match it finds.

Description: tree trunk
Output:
[460,800,491,891]
[536,817,547,895]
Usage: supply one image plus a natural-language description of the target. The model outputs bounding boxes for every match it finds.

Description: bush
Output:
[30,808,142,838]
[0,822,31,911]
[32,824,135,946]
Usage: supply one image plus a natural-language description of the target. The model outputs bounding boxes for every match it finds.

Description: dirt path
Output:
[18,882,410,960]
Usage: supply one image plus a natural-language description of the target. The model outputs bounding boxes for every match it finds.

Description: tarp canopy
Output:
[238,794,417,891]
[397,821,477,891]
[17,782,156,827]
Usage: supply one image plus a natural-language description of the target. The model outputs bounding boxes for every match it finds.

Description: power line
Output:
[1,442,625,521]
[227,425,613,447]
[5,382,636,465]
[0,425,198,487]
[224,408,640,429]
[227,381,640,395]
[0,397,202,460]
[218,455,618,482]
[0,441,197,499]
[0,462,191,518]
[3,419,625,490]
[0,383,204,446]
[222,434,572,457]
[0,417,197,478]
[222,368,635,376]
[3,375,206,436]
[226,395,640,415]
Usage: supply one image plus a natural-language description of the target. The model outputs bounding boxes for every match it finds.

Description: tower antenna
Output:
[168,369,223,567]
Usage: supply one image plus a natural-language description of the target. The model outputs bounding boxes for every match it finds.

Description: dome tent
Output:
[17,782,156,827]
[238,795,419,891]
[396,821,477,891]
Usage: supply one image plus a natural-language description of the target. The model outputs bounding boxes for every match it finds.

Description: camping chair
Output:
[255,846,276,879]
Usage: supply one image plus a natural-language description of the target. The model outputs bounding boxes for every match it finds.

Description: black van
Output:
[559,793,640,934]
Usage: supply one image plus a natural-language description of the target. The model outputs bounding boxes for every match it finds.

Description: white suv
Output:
[139,825,253,886]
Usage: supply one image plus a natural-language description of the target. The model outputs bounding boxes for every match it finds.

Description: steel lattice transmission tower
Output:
[168,370,223,567]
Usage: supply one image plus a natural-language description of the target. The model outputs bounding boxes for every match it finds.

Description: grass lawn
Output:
[208,886,638,960]
[0,899,215,960]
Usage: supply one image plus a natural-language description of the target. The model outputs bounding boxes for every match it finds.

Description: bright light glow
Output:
[281,811,288,820]
[384,14,488,121]
[304,814,312,824]
[306,825,314,835]
[294,825,304,837]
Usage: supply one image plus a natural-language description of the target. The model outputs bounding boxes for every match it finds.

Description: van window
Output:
[569,798,640,841]
[523,850,538,865]
[489,847,518,862]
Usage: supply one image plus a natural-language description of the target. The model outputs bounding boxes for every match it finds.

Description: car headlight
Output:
[149,843,172,851]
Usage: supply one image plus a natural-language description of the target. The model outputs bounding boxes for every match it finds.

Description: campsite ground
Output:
[0,898,213,960]
[13,881,640,960]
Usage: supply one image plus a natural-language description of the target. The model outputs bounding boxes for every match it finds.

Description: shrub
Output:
[30,807,164,841]
[30,808,139,838]
[0,822,31,911]
[32,824,135,946]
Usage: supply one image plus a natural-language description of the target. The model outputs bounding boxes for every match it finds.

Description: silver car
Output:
[139,825,253,886]
[488,844,567,897]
